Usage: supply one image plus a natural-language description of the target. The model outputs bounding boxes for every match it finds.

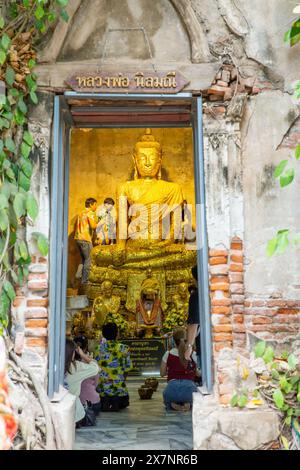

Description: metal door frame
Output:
[48,92,212,398]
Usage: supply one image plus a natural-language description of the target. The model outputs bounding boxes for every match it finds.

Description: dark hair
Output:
[85,197,97,208]
[74,335,88,353]
[104,197,115,206]
[191,265,198,282]
[65,339,77,374]
[102,322,118,340]
[173,328,188,367]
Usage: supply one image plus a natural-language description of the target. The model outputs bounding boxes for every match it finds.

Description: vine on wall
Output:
[0,0,69,335]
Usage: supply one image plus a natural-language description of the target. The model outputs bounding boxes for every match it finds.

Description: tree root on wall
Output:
[5,337,57,450]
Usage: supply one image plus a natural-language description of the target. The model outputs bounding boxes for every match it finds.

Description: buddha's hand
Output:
[112,247,126,266]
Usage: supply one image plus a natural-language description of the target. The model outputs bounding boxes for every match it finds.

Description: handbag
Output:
[81,402,96,426]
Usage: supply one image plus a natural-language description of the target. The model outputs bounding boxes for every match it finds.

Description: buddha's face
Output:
[134,147,161,178]
[101,281,113,297]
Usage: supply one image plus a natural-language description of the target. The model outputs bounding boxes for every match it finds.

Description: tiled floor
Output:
[74,379,193,450]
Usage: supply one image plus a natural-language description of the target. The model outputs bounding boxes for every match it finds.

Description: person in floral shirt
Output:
[0,336,17,450]
[94,323,132,411]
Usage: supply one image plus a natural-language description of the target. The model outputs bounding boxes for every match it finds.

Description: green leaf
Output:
[5,66,15,86]
[56,0,69,6]
[5,137,15,153]
[284,416,291,426]
[271,369,280,380]
[0,208,9,230]
[280,168,295,187]
[14,108,26,126]
[254,340,266,358]
[23,131,34,147]
[32,232,49,256]
[18,240,28,260]
[280,435,289,450]
[297,392,300,403]
[60,9,69,22]
[3,280,16,302]
[0,49,6,66]
[21,142,31,158]
[0,16,5,29]
[18,98,27,114]
[13,193,26,218]
[276,230,290,254]
[1,33,11,51]
[28,59,36,70]
[30,91,38,105]
[267,237,278,257]
[25,74,37,91]
[0,194,8,210]
[230,394,238,407]
[19,171,31,191]
[263,346,274,364]
[35,5,45,20]
[288,354,297,370]
[237,394,248,408]
[9,88,20,98]
[273,389,284,409]
[274,160,288,178]
[295,143,300,160]
[21,158,33,178]
[26,193,38,220]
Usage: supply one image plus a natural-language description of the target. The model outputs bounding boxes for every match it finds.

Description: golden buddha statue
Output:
[163,282,189,331]
[92,280,121,328]
[88,129,196,313]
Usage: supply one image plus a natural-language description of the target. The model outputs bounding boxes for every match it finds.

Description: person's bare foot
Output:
[181,402,191,411]
[170,402,183,411]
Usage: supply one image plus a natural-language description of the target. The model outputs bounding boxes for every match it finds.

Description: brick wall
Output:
[12,256,49,358]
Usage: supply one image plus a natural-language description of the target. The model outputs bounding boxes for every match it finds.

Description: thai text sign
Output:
[67,71,189,94]
[122,338,166,375]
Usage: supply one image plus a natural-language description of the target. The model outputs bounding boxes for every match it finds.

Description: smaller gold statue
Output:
[136,276,162,338]
[163,282,189,331]
[92,280,121,328]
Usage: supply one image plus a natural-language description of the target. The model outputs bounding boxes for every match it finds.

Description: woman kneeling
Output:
[161,328,200,411]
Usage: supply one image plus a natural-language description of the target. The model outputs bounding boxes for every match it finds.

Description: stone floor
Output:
[74,379,193,450]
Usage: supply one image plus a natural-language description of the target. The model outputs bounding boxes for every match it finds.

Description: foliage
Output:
[267,9,300,257]
[0,1,69,334]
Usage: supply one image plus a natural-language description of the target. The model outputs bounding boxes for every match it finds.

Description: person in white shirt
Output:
[96,197,117,245]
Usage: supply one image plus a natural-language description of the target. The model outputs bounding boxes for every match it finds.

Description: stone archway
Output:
[38,0,211,64]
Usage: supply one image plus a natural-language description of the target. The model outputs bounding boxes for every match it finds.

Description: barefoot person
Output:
[74,198,98,284]
[160,328,200,411]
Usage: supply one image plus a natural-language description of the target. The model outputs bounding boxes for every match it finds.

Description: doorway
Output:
[48,92,212,401]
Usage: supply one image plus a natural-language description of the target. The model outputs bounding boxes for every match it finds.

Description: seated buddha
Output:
[90,129,196,272]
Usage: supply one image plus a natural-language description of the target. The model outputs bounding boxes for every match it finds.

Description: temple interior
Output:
[66,127,197,367]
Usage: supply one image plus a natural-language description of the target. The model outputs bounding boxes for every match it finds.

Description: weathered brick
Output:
[209,256,228,266]
[277,308,299,315]
[13,296,25,307]
[266,300,287,308]
[25,327,48,337]
[231,295,245,304]
[38,257,48,264]
[219,383,234,395]
[213,325,233,333]
[27,298,48,307]
[25,337,47,347]
[286,300,300,307]
[28,273,47,281]
[209,249,228,257]
[29,263,47,274]
[232,325,246,333]
[25,308,48,319]
[25,319,48,328]
[212,306,231,315]
[209,265,229,275]
[207,85,229,95]
[214,342,232,353]
[250,300,266,307]
[233,314,244,324]
[232,305,244,314]
[211,299,232,306]
[229,263,243,272]
[229,273,244,283]
[273,314,299,323]
[230,254,243,264]
[210,275,229,284]
[210,283,230,292]
[230,238,243,250]
[230,283,244,294]
[214,333,233,342]
[28,280,48,291]
[252,317,272,325]
[244,308,276,316]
